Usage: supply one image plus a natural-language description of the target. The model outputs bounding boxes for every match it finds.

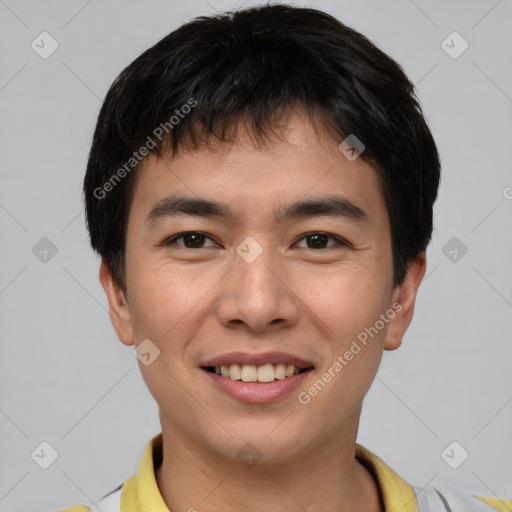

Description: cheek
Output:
[297,273,391,423]
[128,267,205,405]
[298,264,390,337]
[126,261,194,349]
[297,265,393,405]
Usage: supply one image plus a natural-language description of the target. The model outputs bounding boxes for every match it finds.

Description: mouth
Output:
[200,362,315,403]
[201,363,314,384]
[199,351,316,402]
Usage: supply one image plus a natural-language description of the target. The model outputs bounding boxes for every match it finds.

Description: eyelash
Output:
[163,231,350,250]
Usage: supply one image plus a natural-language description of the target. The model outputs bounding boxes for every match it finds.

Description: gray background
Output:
[1,0,511,511]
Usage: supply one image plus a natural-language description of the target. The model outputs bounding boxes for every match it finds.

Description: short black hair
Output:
[83,2,441,295]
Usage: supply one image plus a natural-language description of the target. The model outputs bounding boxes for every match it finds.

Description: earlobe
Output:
[384,252,427,351]
[99,259,135,346]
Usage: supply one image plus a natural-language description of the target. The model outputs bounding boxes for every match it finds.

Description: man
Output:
[59,3,510,511]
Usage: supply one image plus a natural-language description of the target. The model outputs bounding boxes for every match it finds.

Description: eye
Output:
[163,231,349,250]
[294,232,347,250]
[164,232,219,249]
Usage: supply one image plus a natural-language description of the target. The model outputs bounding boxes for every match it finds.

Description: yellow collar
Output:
[120,433,418,512]
[355,443,418,512]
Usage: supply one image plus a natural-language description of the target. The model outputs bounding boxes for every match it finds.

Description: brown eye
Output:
[295,232,345,249]
[165,232,218,249]
[305,234,331,249]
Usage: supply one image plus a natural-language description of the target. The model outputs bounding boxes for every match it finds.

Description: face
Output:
[101,111,426,464]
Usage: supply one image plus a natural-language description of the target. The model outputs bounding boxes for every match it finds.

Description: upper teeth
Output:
[214,363,302,382]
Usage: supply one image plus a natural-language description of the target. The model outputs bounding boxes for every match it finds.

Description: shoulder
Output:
[55,484,123,512]
[414,484,512,512]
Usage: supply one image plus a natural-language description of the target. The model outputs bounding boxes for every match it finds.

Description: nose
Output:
[215,244,300,333]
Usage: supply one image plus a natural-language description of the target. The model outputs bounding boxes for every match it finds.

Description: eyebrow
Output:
[145,193,370,227]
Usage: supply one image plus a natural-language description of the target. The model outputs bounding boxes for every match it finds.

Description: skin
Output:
[100,110,426,512]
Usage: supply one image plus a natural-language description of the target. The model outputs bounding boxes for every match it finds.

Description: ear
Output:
[384,252,427,351]
[99,259,134,346]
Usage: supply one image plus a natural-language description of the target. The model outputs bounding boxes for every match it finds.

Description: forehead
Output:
[127,112,388,231]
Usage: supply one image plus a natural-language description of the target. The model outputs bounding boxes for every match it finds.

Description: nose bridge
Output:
[236,242,279,296]
[216,237,299,331]
[235,238,281,305]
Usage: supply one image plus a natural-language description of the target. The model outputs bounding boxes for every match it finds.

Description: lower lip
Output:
[202,368,314,403]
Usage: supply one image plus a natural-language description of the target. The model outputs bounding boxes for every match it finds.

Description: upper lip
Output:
[201,351,315,369]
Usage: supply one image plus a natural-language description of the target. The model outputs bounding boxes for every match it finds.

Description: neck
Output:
[155,422,383,512]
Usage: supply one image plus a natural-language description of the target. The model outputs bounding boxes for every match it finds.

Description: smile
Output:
[203,363,313,383]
